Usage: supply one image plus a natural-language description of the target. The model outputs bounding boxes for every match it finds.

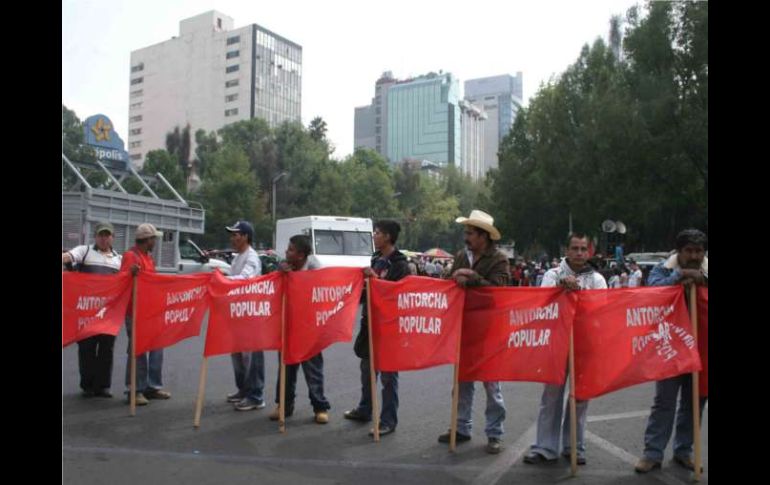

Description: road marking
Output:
[587,410,650,422]
[585,431,693,485]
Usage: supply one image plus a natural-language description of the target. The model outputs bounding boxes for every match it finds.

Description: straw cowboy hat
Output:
[455,210,502,241]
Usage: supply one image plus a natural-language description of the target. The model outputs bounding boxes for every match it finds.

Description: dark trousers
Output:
[274,352,331,412]
[357,358,399,429]
[78,334,116,391]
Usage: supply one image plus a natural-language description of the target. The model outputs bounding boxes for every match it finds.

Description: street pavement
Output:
[63,308,708,485]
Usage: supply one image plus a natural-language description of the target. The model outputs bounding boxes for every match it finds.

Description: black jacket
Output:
[353,248,409,358]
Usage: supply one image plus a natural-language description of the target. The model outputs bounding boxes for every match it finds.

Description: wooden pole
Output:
[366,277,380,442]
[449,310,464,453]
[130,274,138,416]
[193,357,208,428]
[689,285,702,481]
[280,292,287,433]
[568,327,578,476]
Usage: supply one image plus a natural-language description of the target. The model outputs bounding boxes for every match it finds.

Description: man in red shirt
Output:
[121,223,171,406]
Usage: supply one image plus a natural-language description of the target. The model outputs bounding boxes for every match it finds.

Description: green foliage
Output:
[491,1,707,256]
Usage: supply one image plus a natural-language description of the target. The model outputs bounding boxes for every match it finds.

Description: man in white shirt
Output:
[223,221,266,411]
[524,232,607,466]
[62,222,122,398]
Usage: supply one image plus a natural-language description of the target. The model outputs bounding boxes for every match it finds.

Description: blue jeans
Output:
[274,352,330,412]
[356,358,399,429]
[457,381,506,439]
[530,377,589,459]
[643,374,708,462]
[124,317,164,393]
[231,351,265,403]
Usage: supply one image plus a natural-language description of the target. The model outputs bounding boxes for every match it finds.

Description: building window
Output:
[227,35,240,45]
[130,115,142,123]
[130,154,142,161]
[485,96,495,100]
[130,141,142,148]
[225,79,239,88]
[226,65,239,73]
[226,94,238,102]
[130,102,142,110]
[130,128,142,136]
[225,108,239,117]
[130,90,143,98]
[226,50,239,59]
[130,77,143,85]
[217,18,222,29]
[131,63,144,73]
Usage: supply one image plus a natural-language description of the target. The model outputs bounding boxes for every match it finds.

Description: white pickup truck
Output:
[275,215,374,268]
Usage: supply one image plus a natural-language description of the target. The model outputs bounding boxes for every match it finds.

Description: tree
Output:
[198,144,268,248]
[165,124,192,177]
[490,1,707,255]
[141,149,186,198]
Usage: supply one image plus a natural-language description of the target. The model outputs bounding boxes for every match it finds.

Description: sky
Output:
[62,0,642,159]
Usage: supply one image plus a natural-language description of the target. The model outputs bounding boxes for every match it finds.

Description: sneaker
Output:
[634,458,661,473]
[235,398,266,411]
[269,405,294,421]
[486,437,503,454]
[343,408,371,422]
[673,455,702,472]
[369,424,395,436]
[437,430,471,444]
[226,391,243,403]
[94,389,113,398]
[144,389,171,400]
[315,411,330,424]
[125,392,149,406]
[523,451,557,464]
[561,451,586,465]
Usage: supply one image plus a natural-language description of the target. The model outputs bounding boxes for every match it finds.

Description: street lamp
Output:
[271,171,290,248]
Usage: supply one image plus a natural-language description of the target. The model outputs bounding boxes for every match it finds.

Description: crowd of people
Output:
[63,209,708,475]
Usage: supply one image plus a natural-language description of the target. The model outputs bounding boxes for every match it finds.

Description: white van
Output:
[275,216,373,268]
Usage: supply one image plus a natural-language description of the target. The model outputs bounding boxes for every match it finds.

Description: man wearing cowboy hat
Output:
[438,210,510,454]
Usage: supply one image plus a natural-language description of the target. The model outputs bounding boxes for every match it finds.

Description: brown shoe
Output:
[673,455,702,472]
[634,458,661,473]
[315,411,329,424]
[125,393,149,406]
[144,389,171,400]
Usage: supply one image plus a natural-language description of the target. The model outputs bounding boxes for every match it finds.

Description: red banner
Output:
[370,276,464,372]
[574,286,701,400]
[62,271,133,347]
[459,287,576,384]
[697,287,708,396]
[204,271,283,357]
[284,267,364,365]
[134,272,211,355]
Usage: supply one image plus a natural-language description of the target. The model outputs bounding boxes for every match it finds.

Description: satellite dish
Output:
[616,221,627,234]
[601,220,617,233]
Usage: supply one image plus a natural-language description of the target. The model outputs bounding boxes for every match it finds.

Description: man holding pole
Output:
[121,223,169,406]
[62,222,122,398]
[438,210,510,454]
[344,220,409,437]
[524,232,606,465]
[634,229,708,474]
[223,221,267,412]
[269,234,331,424]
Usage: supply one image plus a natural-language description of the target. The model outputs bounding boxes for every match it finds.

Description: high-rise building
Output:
[464,73,523,172]
[459,100,486,180]
[387,72,462,168]
[128,11,302,166]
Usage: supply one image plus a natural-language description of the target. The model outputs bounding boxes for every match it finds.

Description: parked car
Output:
[178,239,231,275]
